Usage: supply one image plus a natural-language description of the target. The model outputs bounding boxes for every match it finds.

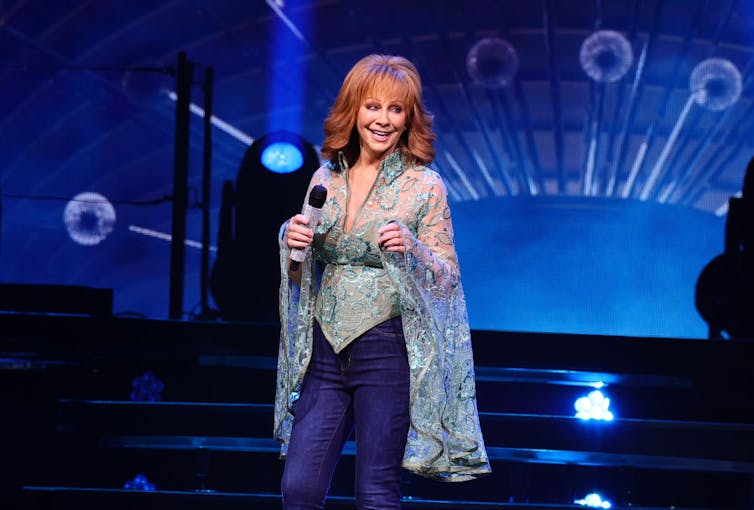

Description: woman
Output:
[275,54,490,509]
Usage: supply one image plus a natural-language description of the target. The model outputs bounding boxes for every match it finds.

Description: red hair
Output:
[321,54,435,167]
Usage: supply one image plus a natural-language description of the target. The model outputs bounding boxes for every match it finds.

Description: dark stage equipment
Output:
[169,51,193,320]
[696,157,754,339]
[0,283,112,316]
[168,52,215,321]
[210,130,320,323]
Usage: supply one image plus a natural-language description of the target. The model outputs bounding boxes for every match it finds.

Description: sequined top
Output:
[275,151,491,481]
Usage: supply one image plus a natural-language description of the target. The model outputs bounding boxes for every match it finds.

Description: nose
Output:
[376,107,389,126]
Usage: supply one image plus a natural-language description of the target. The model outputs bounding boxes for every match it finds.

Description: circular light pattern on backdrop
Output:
[690,57,742,111]
[466,37,519,88]
[63,192,116,246]
[579,30,633,83]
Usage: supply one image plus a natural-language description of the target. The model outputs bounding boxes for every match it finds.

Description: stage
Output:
[2,312,753,509]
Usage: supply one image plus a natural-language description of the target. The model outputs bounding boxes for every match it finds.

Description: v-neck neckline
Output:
[336,150,405,235]
[343,168,380,234]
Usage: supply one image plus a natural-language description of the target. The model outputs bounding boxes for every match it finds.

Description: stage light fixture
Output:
[124,473,156,491]
[575,492,612,508]
[252,131,315,175]
[209,129,320,322]
[574,389,614,421]
[130,371,165,402]
[261,141,305,174]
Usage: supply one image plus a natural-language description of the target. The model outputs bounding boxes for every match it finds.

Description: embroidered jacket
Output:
[274,151,491,481]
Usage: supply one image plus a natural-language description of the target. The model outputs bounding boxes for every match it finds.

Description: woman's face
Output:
[356,93,407,163]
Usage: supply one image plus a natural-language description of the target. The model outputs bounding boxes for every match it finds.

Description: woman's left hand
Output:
[378,222,411,254]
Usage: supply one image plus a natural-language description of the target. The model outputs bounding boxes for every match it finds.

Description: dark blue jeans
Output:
[281,316,410,509]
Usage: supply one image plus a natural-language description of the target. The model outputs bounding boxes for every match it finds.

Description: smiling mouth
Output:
[369,129,394,141]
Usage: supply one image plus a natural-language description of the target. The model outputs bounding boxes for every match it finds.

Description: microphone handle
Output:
[289,204,322,271]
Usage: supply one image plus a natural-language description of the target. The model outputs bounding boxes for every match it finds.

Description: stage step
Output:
[44,398,754,508]
[20,486,715,510]
[3,313,754,383]
[57,399,754,473]
[4,314,754,509]
[4,312,753,423]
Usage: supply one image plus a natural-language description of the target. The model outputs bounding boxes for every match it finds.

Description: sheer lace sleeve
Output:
[382,170,490,481]
[273,167,329,456]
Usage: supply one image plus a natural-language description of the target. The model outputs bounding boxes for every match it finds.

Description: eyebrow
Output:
[363,97,406,105]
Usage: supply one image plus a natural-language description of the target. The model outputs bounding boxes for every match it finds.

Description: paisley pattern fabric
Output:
[274,150,491,481]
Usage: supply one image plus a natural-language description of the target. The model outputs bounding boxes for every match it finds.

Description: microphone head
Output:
[308,185,327,208]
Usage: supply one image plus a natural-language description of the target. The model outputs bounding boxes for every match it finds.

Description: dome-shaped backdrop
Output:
[0,0,751,337]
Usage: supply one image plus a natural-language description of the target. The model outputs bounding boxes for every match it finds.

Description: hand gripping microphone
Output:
[289,185,327,271]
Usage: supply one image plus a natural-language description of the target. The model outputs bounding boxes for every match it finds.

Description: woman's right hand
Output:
[286,214,314,250]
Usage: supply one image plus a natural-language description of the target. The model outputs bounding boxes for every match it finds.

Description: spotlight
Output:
[256,131,314,174]
[130,371,165,402]
[124,473,156,491]
[209,130,320,322]
[261,141,305,174]
[574,389,614,421]
[575,492,612,508]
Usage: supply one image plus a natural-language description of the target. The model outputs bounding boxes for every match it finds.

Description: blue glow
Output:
[266,0,310,133]
[574,389,614,421]
[124,473,156,491]
[130,371,165,402]
[575,493,612,508]
[260,142,304,174]
[453,197,723,338]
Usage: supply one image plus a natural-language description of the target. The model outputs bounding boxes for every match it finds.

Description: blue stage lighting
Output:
[574,389,614,421]
[124,473,156,491]
[130,371,165,402]
[575,492,612,508]
[261,141,305,174]
[266,0,311,134]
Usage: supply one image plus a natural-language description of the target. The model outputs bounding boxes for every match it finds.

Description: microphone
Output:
[289,185,327,271]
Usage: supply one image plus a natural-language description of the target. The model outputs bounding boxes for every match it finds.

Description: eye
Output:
[388,102,405,113]
[365,103,379,111]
